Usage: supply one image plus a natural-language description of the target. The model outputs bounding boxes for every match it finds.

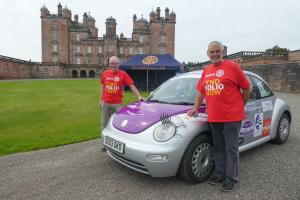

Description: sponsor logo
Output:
[205,78,224,96]
[253,113,263,137]
[142,56,158,65]
[240,120,254,135]
[262,118,271,137]
[121,119,128,127]
[216,69,224,77]
[113,76,120,82]
[262,100,273,112]
[205,73,215,78]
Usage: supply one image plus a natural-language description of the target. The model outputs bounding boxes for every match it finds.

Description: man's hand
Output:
[138,95,145,101]
[187,108,199,117]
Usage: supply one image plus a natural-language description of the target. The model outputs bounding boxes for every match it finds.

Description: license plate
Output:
[104,136,125,154]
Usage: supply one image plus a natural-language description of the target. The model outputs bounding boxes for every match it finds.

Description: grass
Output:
[0,79,149,156]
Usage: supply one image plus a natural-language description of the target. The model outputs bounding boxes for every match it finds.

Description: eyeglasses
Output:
[109,62,119,64]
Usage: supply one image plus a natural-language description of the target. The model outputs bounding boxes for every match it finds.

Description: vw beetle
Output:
[102,70,291,183]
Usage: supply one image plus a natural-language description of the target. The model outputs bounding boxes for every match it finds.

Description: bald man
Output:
[188,41,251,192]
[100,56,144,151]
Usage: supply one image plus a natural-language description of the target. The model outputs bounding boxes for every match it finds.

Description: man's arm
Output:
[187,92,204,117]
[129,84,144,101]
[242,87,251,105]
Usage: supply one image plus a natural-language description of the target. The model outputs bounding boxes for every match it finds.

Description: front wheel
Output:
[272,113,290,144]
[179,135,214,184]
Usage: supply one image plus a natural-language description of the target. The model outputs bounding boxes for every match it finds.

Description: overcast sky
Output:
[0,0,299,62]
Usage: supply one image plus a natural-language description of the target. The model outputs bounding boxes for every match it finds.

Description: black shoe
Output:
[101,147,106,152]
[221,182,236,192]
[208,176,225,185]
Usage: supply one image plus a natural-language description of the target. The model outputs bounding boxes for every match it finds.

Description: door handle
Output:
[257,106,263,111]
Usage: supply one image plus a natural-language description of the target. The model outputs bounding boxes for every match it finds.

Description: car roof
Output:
[175,70,262,80]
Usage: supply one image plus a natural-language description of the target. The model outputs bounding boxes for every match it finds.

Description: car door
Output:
[239,75,259,146]
[251,75,275,140]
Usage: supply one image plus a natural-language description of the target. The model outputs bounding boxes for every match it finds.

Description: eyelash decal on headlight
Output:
[160,113,187,134]
[160,113,172,125]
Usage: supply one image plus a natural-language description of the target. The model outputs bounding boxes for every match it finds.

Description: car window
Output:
[251,76,273,99]
[148,77,199,105]
[246,75,257,101]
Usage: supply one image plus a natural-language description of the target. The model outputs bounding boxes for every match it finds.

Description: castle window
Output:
[98,46,103,54]
[53,44,58,52]
[108,45,113,53]
[76,46,81,53]
[52,31,58,41]
[160,23,165,31]
[161,36,166,43]
[99,57,104,64]
[139,36,144,43]
[88,46,92,54]
[76,57,81,64]
[129,47,134,55]
[120,47,124,54]
[138,47,143,54]
[87,56,92,64]
[160,47,165,54]
[52,56,58,62]
[76,33,80,41]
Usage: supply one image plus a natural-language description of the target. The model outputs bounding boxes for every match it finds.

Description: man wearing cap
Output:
[100,56,144,151]
[187,41,251,192]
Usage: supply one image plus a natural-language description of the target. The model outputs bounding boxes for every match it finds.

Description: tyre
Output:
[273,113,290,144]
[179,134,214,184]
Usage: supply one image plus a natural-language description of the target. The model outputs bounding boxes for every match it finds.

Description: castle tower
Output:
[149,7,176,56]
[106,16,117,38]
[41,3,70,63]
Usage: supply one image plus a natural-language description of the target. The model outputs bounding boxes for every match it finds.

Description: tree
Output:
[265,45,289,55]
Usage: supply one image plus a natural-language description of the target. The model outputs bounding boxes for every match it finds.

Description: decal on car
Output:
[240,120,254,135]
[262,118,271,137]
[253,113,263,137]
[262,100,273,112]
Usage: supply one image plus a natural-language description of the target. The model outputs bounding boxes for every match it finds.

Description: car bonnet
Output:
[112,101,205,134]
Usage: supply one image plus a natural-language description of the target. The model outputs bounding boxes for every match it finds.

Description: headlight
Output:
[153,123,176,142]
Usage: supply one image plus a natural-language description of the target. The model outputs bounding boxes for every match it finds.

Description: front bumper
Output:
[102,119,193,177]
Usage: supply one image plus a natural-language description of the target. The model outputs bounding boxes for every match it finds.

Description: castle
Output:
[41,3,176,66]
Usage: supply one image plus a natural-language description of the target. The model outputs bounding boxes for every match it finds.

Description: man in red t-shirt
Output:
[100,56,144,150]
[187,41,251,192]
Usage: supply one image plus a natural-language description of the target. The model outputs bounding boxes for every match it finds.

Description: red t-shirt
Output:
[197,60,250,122]
[101,69,134,104]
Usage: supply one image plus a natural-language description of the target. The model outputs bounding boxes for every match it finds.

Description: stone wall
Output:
[0,55,102,79]
[242,62,300,92]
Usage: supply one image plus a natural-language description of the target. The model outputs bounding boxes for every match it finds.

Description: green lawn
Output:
[0,79,148,156]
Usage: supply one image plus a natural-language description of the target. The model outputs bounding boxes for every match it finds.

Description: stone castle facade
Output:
[41,3,176,66]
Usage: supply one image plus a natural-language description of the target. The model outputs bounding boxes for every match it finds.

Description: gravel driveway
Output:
[0,92,299,200]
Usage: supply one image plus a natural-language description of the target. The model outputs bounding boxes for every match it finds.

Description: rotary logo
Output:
[142,56,158,65]
[113,76,120,82]
[216,70,224,77]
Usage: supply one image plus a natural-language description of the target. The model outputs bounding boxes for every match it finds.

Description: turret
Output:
[156,7,161,19]
[170,10,176,22]
[165,7,170,20]
[74,14,78,24]
[40,5,50,17]
[150,10,156,22]
[62,6,72,19]
[106,16,117,38]
[83,12,88,26]
[57,3,62,16]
